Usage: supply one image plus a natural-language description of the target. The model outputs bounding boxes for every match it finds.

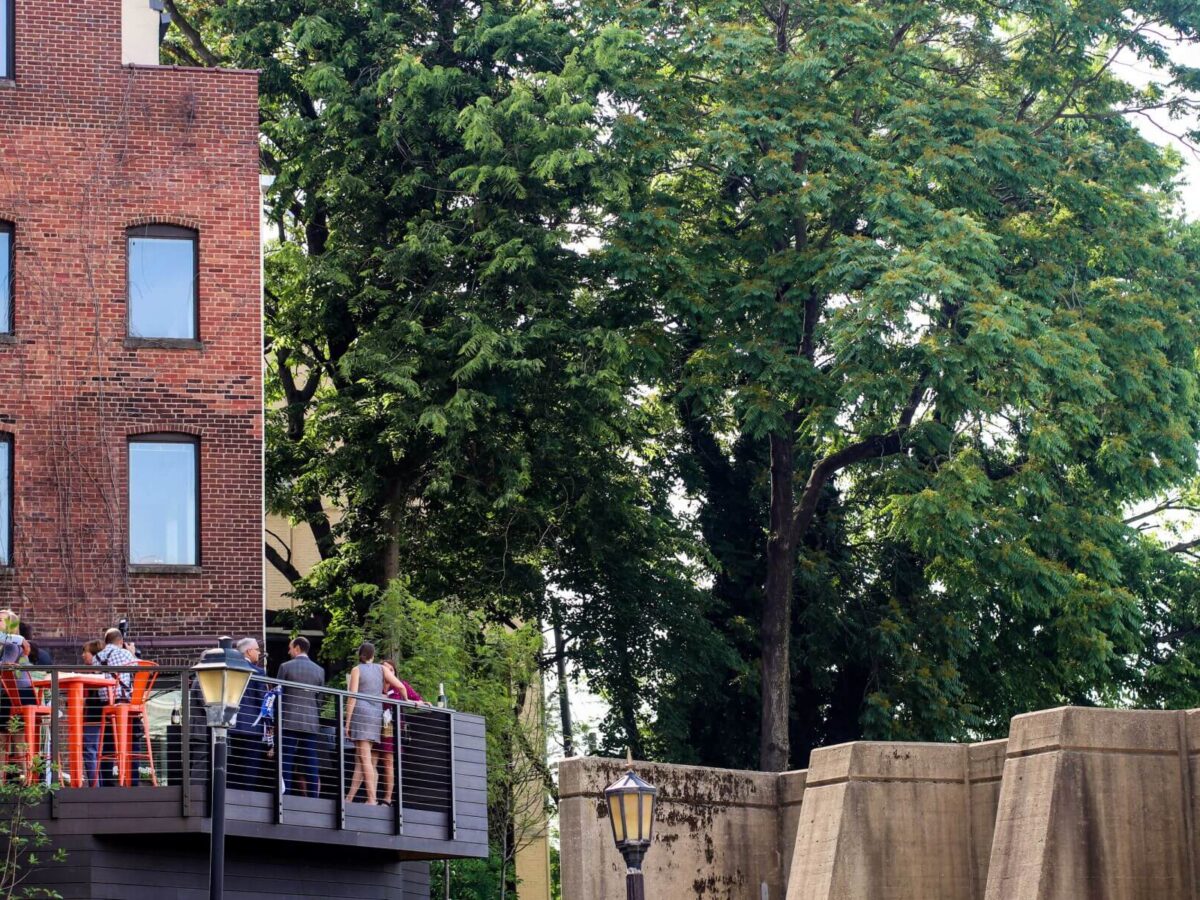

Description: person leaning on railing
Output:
[229,637,267,791]
[0,610,33,773]
[376,659,426,807]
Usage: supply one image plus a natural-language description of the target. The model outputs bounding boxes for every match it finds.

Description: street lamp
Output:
[192,636,255,900]
[604,753,657,900]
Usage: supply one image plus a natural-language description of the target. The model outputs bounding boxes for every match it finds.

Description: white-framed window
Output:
[129,435,199,567]
[127,225,199,340]
[0,435,11,567]
[0,0,12,80]
[0,222,11,334]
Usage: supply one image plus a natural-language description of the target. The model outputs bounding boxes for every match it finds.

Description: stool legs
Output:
[98,707,157,787]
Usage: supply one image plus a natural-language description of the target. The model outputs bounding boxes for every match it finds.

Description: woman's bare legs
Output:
[346,748,364,804]
[357,740,378,804]
[378,750,394,804]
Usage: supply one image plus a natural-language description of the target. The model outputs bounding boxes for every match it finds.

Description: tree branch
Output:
[265,540,302,584]
[163,0,220,67]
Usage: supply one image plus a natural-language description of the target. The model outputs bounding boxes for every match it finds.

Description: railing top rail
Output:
[3,663,457,713]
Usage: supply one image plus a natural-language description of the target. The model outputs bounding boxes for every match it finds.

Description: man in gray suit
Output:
[278,636,325,797]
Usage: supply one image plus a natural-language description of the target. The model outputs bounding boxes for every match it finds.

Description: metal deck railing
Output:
[0,664,465,841]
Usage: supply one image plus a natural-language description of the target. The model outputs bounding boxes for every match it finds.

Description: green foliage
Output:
[168,0,697,759]
[365,581,550,893]
[174,0,1200,780]
[0,757,67,900]
[587,0,1200,765]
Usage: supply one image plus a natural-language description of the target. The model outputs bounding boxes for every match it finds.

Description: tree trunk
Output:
[760,432,796,771]
[552,602,575,757]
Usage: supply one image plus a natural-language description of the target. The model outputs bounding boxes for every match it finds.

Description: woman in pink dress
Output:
[377,660,424,806]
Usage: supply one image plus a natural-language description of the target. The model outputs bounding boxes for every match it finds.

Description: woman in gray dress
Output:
[344,642,412,804]
[344,642,384,804]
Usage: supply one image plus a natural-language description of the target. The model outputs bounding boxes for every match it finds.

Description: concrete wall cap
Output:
[557,756,781,807]
[1006,706,1185,757]
[806,741,970,787]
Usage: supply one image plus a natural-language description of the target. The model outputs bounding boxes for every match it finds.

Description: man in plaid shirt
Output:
[93,627,140,785]
[94,628,135,701]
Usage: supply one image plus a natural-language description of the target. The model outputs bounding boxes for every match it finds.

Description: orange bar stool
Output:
[0,670,51,784]
[97,661,159,787]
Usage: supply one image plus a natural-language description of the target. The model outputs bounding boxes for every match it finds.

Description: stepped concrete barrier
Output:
[985,706,1199,900]
[785,739,1005,900]
[558,757,799,899]
[558,708,1200,899]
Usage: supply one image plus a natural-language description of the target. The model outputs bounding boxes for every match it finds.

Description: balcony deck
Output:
[4,665,487,899]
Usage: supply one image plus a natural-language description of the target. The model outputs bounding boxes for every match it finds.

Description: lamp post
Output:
[192,636,255,900]
[604,753,657,900]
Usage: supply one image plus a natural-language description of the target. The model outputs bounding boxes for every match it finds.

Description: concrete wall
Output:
[787,739,1004,900]
[778,770,808,889]
[986,707,1198,900]
[560,708,1200,899]
[559,757,796,900]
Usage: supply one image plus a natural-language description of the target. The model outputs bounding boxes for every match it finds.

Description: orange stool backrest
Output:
[0,670,20,706]
[129,660,158,706]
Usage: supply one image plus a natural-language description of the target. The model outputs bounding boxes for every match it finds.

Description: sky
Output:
[1117,41,1200,217]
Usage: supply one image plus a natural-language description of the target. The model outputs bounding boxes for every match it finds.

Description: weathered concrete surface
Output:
[559,757,797,900]
[560,707,1200,899]
[786,739,1005,900]
[985,707,1196,900]
[778,770,809,889]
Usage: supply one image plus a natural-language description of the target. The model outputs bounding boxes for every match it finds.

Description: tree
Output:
[163,0,615,604]
[166,0,710,771]
[364,581,551,898]
[589,0,1200,769]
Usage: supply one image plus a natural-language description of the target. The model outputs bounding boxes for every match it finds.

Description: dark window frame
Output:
[0,433,11,569]
[0,221,11,335]
[0,0,13,81]
[126,224,200,343]
[127,432,201,570]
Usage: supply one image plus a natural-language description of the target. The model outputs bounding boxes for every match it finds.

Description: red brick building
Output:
[0,0,263,660]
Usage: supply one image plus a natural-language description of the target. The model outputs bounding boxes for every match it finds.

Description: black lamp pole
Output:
[605,756,656,900]
[209,725,229,900]
[193,637,254,900]
[623,848,647,900]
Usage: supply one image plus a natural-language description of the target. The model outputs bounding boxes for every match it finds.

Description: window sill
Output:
[124,337,204,351]
[0,79,14,90]
[0,567,12,577]
[0,334,16,345]
[128,565,203,576]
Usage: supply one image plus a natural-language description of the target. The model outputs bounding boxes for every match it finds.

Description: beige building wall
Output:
[513,670,553,900]
[121,0,161,65]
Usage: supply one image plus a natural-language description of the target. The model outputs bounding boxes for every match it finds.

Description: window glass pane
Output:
[0,229,9,334]
[0,1,10,80]
[0,440,9,567]
[129,441,197,566]
[128,236,195,339]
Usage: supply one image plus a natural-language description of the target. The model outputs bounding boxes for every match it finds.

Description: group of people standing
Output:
[226,636,424,806]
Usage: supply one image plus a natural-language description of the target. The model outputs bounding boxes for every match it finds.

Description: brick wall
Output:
[0,0,263,658]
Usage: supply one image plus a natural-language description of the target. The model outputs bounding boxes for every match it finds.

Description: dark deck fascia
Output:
[31,785,488,861]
